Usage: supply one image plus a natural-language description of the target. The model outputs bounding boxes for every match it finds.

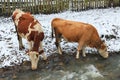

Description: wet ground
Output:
[0,52,120,80]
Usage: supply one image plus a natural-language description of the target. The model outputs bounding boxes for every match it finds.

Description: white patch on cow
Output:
[12,9,24,15]
[19,33,26,38]
[28,41,33,50]
[39,42,44,51]
[26,22,43,40]
[33,22,43,33]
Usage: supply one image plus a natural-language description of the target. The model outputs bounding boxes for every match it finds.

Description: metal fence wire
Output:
[0,0,120,16]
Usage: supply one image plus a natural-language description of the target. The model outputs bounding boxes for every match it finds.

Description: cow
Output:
[51,18,109,59]
[12,9,47,70]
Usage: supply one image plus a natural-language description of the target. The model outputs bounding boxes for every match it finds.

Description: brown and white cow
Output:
[51,18,109,59]
[12,9,47,70]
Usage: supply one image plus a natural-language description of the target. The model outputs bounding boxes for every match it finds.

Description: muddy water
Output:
[0,52,120,80]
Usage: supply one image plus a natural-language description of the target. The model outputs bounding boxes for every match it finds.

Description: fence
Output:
[0,0,120,16]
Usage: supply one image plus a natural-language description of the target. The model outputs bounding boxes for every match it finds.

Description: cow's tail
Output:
[51,22,54,39]
[51,28,54,39]
[51,27,54,39]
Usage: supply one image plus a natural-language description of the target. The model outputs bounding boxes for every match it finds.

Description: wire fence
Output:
[0,0,120,16]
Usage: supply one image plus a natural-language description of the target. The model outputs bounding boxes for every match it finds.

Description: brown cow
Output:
[12,9,47,70]
[51,18,108,59]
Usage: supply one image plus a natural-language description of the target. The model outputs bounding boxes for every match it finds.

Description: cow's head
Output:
[27,51,40,70]
[99,42,109,58]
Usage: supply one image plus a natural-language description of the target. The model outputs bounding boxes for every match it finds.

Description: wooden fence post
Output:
[108,0,113,7]
[119,0,120,6]
[0,0,120,16]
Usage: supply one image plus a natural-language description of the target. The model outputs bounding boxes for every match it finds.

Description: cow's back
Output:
[52,18,97,42]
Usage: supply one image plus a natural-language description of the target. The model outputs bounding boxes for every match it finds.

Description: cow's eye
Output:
[36,54,39,58]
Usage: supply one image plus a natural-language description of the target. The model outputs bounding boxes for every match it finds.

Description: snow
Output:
[0,7,120,68]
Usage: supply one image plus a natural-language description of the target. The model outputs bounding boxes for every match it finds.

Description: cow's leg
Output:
[76,41,84,59]
[18,35,25,50]
[28,41,33,50]
[15,25,24,50]
[54,28,62,55]
[55,33,62,55]
[39,42,47,60]
[41,53,47,60]
[56,40,62,55]
[82,46,86,57]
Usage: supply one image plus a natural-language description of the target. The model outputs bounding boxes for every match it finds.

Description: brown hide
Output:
[18,13,34,35]
[51,18,103,49]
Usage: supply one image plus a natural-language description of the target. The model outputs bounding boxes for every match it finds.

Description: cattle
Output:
[51,18,109,59]
[12,9,47,70]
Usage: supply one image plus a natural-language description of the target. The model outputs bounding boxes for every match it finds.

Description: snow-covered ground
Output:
[0,7,120,68]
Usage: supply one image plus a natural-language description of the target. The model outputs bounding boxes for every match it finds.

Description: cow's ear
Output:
[26,50,30,55]
[39,50,44,55]
[12,15,15,20]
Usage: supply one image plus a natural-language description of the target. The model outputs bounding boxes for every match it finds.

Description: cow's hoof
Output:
[19,46,25,50]
[75,57,79,60]
[82,55,86,57]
